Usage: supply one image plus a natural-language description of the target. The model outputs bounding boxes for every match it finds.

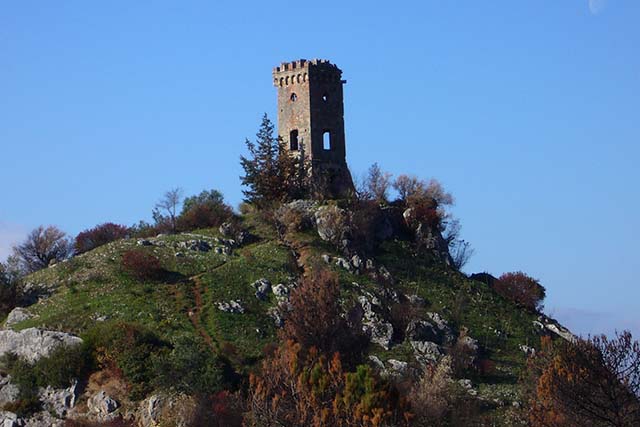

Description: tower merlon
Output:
[273,59,343,87]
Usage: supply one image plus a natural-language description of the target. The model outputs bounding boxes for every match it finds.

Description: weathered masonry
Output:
[273,59,354,197]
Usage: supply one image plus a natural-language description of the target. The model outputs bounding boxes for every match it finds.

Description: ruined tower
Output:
[273,59,354,198]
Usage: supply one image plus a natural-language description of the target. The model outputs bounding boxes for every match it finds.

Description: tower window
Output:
[290,93,298,102]
[323,131,331,151]
[290,130,299,151]
[322,93,328,102]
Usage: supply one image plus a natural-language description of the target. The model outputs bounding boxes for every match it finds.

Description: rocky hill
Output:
[0,201,575,426]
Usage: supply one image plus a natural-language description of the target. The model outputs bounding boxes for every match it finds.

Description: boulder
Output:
[39,380,78,417]
[140,394,164,427]
[3,308,32,329]
[0,412,23,427]
[0,328,82,363]
[335,257,353,272]
[411,340,444,365]
[387,359,408,374]
[350,255,363,271]
[406,320,442,344]
[315,206,350,246]
[519,344,535,356]
[272,284,289,298]
[251,278,272,301]
[178,240,211,252]
[358,294,394,350]
[0,376,19,408]
[88,390,119,418]
[216,300,245,314]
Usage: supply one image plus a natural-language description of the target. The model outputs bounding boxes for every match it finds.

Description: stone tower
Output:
[273,59,354,198]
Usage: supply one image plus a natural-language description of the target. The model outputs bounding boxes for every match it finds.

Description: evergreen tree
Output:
[240,114,308,206]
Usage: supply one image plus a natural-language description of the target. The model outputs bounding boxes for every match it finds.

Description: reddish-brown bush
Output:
[493,271,546,312]
[176,189,234,231]
[121,250,164,281]
[282,269,367,364]
[522,332,640,427]
[75,223,129,254]
[246,340,406,427]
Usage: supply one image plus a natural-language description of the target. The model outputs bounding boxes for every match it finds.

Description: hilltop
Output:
[0,196,577,426]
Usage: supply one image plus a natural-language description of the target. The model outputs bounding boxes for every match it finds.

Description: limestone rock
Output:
[216,300,245,314]
[537,315,577,343]
[39,380,78,417]
[411,340,443,365]
[0,376,19,408]
[3,308,32,329]
[272,284,289,298]
[387,359,408,374]
[519,344,535,356]
[0,411,23,427]
[358,294,394,350]
[0,328,82,363]
[88,390,119,417]
[251,278,272,301]
[178,240,211,252]
[315,206,350,246]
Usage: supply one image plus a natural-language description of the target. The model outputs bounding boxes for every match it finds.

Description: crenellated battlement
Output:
[273,59,343,87]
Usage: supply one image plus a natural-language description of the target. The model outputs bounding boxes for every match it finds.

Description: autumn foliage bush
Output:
[522,332,640,427]
[283,269,367,364]
[74,223,129,254]
[176,189,234,231]
[493,271,546,312]
[121,250,164,281]
[246,340,408,427]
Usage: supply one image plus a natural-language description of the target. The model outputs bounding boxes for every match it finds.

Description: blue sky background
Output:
[1,0,638,337]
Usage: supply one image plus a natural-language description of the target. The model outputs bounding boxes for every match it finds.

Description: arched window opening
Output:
[290,130,299,151]
[323,131,331,151]
[290,93,298,102]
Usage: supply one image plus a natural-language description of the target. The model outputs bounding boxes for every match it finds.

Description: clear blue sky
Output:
[1,1,638,337]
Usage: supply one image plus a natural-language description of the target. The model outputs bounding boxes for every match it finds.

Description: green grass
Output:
[10,211,542,414]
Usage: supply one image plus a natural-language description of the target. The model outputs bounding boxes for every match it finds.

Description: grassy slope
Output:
[10,213,541,421]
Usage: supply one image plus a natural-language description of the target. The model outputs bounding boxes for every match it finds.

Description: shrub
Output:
[522,332,640,427]
[0,263,16,318]
[121,250,164,281]
[177,189,234,231]
[1,344,91,417]
[152,334,227,394]
[283,269,367,363]
[74,223,129,254]
[84,322,170,400]
[494,271,546,312]
[32,344,92,389]
[246,340,404,427]
[409,356,480,426]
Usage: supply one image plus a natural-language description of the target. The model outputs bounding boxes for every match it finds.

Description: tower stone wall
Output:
[273,59,354,197]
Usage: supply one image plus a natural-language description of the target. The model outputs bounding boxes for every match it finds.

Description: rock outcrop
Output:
[0,328,82,363]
